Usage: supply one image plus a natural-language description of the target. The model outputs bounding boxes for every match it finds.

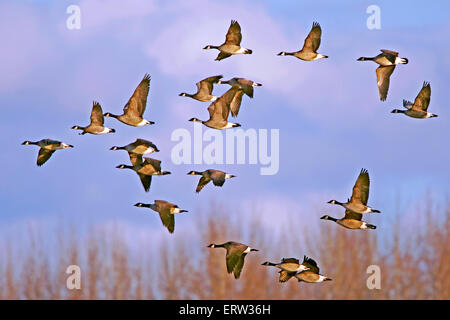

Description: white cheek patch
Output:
[243,247,251,254]
[236,47,248,54]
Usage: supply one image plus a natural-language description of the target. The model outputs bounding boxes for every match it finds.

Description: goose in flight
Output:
[278,22,328,61]
[116,154,170,192]
[179,75,223,102]
[110,138,159,155]
[217,77,262,99]
[22,139,73,166]
[262,257,310,282]
[328,168,381,214]
[72,101,115,135]
[320,209,376,230]
[134,200,187,234]
[208,241,258,279]
[187,169,235,193]
[203,20,252,61]
[104,74,155,126]
[357,49,408,101]
[189,86,243,129]
[269,256,332,283]
[391,82,437,118]
[293,256,332,283]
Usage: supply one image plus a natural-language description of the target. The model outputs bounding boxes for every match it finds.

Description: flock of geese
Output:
[21,19,438,283]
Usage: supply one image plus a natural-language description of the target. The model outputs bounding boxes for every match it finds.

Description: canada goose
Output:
[134,201,187,234]
[203,20,252,61]
[357,49,408,101]
[277,22,328,61]
[72,101,115,135]
[216,78,260,116]
[187,169,235,193]
[110,138,159,155]
[262,258,310,282]
[22,139,73,166]
[116,156,170,192]
[189,86,243,129]
[208,241,258,279]
[179,75,223,102]
[328,168,380,214]
[391,82,437,119]
[320,210,376,230]
[104,74,155,126]
[294,256,332,283]
[217,77,262,99]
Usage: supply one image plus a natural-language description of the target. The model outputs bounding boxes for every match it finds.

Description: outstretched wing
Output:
[412,81,431,112]
[278,270,296,283]
[225,20,242,45]
[37,148,55,166]
[233,255,246,279]
[226,251,240,274]
[350,168,370,205]
[215,51,232,61]
[196,176,211,193]
[159,211,175,234]
[344,209,363,221]
[302,256,320,274]
[229,89,244,117]
[123,74,151,117]
[376,65,395,101]
[301,22,322,52]
[196,75,223,96]
[138,173,152,192]
[90,101,104,126]
[403,99,413,109]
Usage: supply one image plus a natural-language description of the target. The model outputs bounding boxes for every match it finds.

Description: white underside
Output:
[313,54,326,60]
[99,127,111,134]
[235,47,248,54]
[143,147,156,154]
[224,122,236,129]
[395,57,406,64]
[137,119,149,127]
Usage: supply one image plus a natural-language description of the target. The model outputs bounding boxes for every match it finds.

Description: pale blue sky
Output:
[0,0,449,242]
